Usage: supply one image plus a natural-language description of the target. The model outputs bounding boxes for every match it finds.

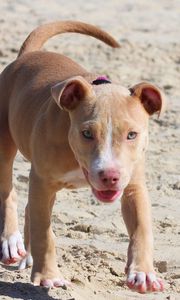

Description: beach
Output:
[0,1,180,299]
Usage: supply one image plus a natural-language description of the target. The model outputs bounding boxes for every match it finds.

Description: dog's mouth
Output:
[92,188,122,203]
[82,167,122,203]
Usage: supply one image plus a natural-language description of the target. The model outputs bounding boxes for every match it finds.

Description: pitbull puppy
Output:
[0,21,165,293]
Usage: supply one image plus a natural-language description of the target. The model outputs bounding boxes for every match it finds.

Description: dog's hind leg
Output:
[0,122,26,264]
[18,203,33,269]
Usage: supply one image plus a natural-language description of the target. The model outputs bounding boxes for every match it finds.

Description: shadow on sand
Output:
[0,281,75,300]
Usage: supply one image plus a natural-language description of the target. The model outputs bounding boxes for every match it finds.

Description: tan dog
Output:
[0,21,165,293]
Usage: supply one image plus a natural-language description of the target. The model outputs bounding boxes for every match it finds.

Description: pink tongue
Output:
[93,189,121,202]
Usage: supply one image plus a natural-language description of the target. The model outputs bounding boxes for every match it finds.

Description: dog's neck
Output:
[92,76,111,85]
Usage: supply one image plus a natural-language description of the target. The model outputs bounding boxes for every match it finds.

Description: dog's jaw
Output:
[82,167,123,203]
[92,188,122,203]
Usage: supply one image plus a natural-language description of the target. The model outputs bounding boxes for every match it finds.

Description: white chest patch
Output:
[60,168,87,188]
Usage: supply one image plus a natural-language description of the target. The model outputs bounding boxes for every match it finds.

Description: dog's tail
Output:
[18,21,120,57]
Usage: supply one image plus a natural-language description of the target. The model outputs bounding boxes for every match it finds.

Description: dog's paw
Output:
[127,271,164,293]
[32,273,71,288]
[18,253,33,270]
[40,278,71,288]
[0,231,26,264]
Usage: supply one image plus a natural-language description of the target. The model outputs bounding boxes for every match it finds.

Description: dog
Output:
[0,21,165,293]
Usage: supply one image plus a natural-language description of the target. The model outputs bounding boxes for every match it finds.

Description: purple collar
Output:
[92,76,111,85]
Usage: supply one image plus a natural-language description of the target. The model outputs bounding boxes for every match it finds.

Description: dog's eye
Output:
[127,131,138,140]
[82,130,94,140]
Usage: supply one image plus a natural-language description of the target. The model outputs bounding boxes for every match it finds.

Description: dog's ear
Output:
[130,82,165,116]
[51,76,94,110]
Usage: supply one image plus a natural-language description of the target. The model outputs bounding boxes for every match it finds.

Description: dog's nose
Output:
[99,169,120,187]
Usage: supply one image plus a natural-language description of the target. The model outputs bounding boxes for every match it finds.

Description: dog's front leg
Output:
[28,167,69,288]
[121,183,164,293]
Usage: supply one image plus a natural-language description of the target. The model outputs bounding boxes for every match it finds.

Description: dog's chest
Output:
[59,168,87,188]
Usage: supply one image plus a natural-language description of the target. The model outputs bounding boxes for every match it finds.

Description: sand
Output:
[0,0,180,299]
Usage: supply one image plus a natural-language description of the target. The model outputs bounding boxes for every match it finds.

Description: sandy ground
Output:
[0,0,180,299]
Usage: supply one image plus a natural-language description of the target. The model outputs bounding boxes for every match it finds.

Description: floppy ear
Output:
[51,76,94,110]
[129,82,165,116]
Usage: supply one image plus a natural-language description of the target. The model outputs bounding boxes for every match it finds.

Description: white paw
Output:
[0,231,26,264]
[127,271,164,293]
[19,253,33,270]
[37,278,71,288]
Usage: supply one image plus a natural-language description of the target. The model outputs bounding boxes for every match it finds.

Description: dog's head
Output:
[51,76,165,203]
